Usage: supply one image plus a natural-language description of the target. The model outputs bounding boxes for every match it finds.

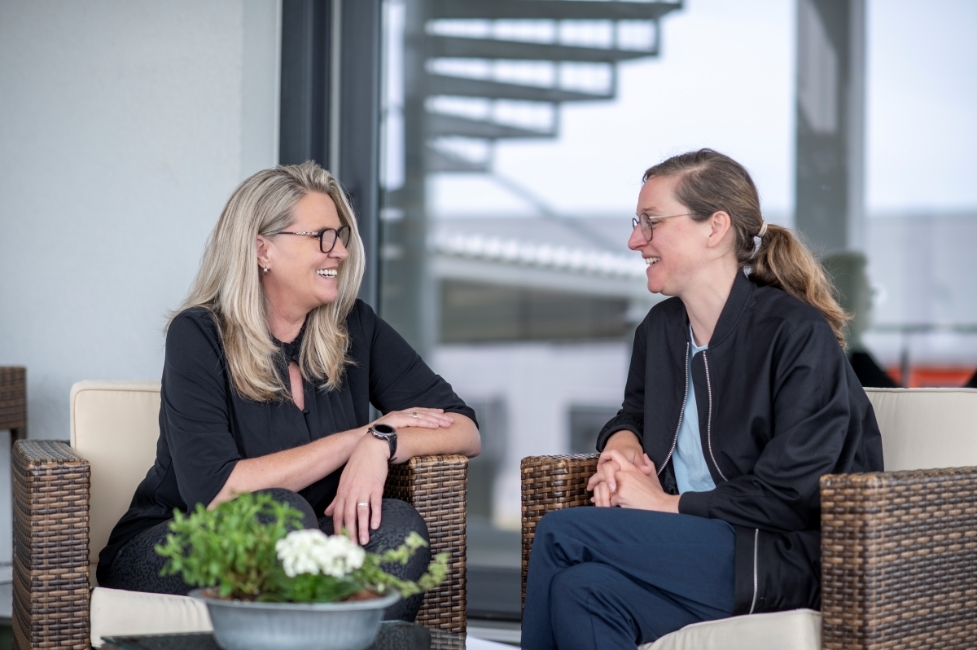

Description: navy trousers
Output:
[521,507,736,650]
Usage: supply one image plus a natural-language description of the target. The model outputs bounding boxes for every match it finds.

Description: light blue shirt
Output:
[673,326,717,494]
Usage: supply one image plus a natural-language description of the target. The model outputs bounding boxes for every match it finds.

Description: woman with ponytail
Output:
[522,149,883,649]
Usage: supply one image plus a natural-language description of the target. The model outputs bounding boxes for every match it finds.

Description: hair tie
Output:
[750,221,767,260]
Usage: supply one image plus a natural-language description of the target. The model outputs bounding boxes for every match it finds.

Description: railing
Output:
[868,324,977,387]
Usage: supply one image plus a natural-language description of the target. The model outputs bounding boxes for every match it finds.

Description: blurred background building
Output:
[2,0,976,638]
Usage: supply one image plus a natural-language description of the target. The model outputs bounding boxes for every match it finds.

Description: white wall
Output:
[0,0,281,562]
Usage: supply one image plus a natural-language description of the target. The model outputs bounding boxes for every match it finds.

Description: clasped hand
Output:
[325,407,454,545]
[587,448,680,513]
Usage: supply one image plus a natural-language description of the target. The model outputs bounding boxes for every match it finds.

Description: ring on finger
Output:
[357,502,369,507]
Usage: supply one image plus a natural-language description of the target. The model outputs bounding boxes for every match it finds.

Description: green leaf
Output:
[155,492,450,603]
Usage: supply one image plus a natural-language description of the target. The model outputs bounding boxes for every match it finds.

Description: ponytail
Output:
[750,225,850,347]
[644,149,850,347]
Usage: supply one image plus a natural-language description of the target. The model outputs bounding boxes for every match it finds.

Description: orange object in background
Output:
[886,367,975,388]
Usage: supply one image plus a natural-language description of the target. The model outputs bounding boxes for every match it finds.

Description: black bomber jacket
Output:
[596,272,884,615]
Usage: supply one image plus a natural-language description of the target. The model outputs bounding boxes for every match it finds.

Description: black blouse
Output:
[96,300,476,581]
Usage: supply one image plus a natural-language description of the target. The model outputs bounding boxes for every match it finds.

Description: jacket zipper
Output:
[749,528,759,614]
[701,351,728,482]
[701,350,758,612]
[659,341,689,476]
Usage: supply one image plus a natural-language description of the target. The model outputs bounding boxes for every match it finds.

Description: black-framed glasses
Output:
[277,226,351,253]
[631,213,693,242]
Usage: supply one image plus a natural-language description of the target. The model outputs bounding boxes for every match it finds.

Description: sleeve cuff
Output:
[595,411,644,451]
[677,490,711,518]
[596,423,641,452]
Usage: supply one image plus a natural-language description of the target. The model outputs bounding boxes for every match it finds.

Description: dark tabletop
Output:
[103,621,466,650]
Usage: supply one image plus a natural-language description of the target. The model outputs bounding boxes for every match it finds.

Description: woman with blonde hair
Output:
[98,162,480,621]
[522,149,882,649]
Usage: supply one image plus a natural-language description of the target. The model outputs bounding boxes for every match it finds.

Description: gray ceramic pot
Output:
[190,589,400,650]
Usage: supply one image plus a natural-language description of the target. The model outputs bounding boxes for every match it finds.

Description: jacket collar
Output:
[709,271,756,349]
[677,270,756,350]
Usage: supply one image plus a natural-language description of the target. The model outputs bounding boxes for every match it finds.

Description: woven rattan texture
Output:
[0,366,27,434]
[520,454,598,608]
[12,440,91,650]
[822,467,977,649]
[386,454,468,634]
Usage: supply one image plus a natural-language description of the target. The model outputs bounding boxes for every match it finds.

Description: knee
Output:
[370,499,430,581]
[534,508,564,541]
[551,563,592,594]
[255,488,317,529]
[550,563,611,607]
[533,507,583,551]
[379,498,429,543]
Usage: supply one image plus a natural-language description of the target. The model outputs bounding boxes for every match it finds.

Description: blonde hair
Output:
[174,161,366,401]
[643,149,850,347]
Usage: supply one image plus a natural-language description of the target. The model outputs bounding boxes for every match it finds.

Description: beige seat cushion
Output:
[640,609,820,650]
[70,382,213,643]
[71,380,162,571]
[90,587,212,647]
[864,387,977,470]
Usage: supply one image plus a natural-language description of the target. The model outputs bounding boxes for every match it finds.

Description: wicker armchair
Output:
[0,366,27,444]
[12,381,468,650]
[521,388,977,650]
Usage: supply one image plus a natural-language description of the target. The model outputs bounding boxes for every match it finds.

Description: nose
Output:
[628,224,647,251]
[329,237,350,260]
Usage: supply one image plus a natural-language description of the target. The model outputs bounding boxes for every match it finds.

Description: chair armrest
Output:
[0,366,27,440]
[821,466,977,649]
[520,454,598,609]
[12,439,91,650]
[386,454,468,634]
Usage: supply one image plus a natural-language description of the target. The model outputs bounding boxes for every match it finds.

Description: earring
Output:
[263,267,269,275]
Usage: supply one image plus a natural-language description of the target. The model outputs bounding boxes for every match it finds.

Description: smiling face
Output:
[257,191,348,319]
[629,174,718,297]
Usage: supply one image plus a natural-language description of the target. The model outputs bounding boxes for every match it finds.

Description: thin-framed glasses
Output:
[277,226,351,253]
[631,213,693,242]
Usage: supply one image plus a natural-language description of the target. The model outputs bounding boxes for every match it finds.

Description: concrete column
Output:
[795,0,866,255]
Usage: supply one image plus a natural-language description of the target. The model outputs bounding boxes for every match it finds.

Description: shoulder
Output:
[162,308,229,387]
[345,299,376,325]
[167,307,223,352]
[751,284,822,319]
[745,285,842,366]
[749,284,834,338]
[638,296,685,330]
[344,299,378,342]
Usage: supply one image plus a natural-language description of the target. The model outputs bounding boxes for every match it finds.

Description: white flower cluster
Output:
[275,529,366,578]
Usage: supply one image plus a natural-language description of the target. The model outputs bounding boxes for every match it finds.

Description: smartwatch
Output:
[368,423,398,461]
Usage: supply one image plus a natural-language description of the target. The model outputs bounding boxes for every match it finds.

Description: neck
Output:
[265,300,309,343]
[680,260,739,347]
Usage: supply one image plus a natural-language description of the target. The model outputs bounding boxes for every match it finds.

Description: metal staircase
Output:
[422,0,681,172]
[382,0,684,351]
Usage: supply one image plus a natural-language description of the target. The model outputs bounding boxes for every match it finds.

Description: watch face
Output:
[373,423,395,436]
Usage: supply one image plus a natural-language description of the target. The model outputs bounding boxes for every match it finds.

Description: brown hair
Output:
[643,149,849,347]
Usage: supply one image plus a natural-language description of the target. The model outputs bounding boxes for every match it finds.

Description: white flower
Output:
[275,529,366,579]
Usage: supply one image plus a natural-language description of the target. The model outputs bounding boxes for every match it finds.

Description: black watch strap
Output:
[369,424,398,461]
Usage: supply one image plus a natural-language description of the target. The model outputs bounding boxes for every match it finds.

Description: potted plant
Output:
[155,492,448,650]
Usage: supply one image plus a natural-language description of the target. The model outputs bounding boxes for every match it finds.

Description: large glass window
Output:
[376,0,794,621]
[859,0,977,386]
[374,0,977,624]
